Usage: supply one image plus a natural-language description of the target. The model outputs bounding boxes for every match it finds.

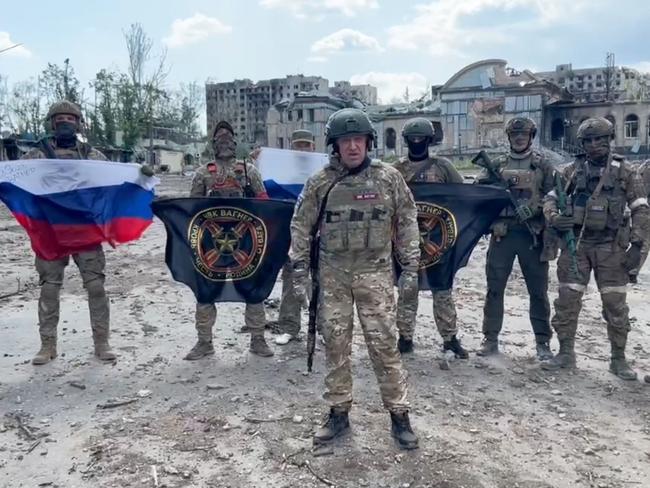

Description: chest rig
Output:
[204,161,247,198]
[409,157,445,183]
[320,176,393,253]
[40,139,89,160]
[570,157,626,234]
[499,153,544,218]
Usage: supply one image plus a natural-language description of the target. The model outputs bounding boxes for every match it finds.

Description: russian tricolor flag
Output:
[0,159,158,260]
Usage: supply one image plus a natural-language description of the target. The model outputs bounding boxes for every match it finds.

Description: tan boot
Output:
[250,335,274,357]
[32,336,57,365]
[93,335,117,361]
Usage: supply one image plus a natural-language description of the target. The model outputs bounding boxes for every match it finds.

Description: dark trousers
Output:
[482,229,551,343]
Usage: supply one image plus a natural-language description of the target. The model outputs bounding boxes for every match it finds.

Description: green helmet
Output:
[505,117,537,138]
[325,108,376,146]
[47,100,82,121]
[576,117,614,141]
[291,129,315,144]
[401,117,435,142]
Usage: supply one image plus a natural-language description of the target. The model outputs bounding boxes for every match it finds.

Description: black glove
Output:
[551,214,574,232]
[515,204,534,222]
[625,243,643,272]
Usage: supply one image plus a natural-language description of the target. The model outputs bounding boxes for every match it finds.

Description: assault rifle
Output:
[307,174,347,372]
[554,172,580,279]
[471,150,538,247]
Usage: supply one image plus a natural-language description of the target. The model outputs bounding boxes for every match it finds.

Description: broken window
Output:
[625,114,639,139]
[385,128,396,150]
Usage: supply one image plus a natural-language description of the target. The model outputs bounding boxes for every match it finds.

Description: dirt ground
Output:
[1,174,649,488]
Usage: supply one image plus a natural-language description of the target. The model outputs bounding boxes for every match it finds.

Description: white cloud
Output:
[0,32,31,57]
[350,72,428,104]
[311,29,382,58]
[163,13,232,48]
[630,61,650,74]
[260,0,378,18]
[387,0,592,58]
[307,56,328,63]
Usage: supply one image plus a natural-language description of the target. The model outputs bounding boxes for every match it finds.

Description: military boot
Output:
[390,411,419,450]
[398,335,414,354]
[443,335,469,359]
[610,346,637,381]
[93,335,117,361]
[184,339,215,360]
[250,335,274,357]
[541,339,576,370]
[32,336,57,365]
[476,338,498,357]
[313,408,350,444]
[535,342,553,361]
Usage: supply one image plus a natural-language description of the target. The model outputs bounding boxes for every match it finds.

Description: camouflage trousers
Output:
[628,239,650,277]
[552,242,630,351]
[277,261,302,336]
[35,247,110,339]
[482,230,551,343]
[319,263,409,412]
[396,280,458,341]
[195,302,266,339]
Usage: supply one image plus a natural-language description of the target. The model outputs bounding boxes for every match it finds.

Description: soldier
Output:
[21,100,138,364]
[185,120,274,360]
[476,117,554,360]
[275,129,317,345]
[542,117,649,380]
[628,159,650,283]
[291,108,420,449]
[393,117,468,358]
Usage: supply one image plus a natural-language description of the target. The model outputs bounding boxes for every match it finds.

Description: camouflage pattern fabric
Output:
[195,302,266,338]
[393,155,462,341]
[544,155,650,353]
[21,142,110,340]
[290,156,419,411]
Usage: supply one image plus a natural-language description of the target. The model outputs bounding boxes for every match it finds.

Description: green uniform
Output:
[477,149,555,344]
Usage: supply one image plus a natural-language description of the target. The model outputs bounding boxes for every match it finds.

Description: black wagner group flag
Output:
[152,198,294,303]
[400,182,510,291]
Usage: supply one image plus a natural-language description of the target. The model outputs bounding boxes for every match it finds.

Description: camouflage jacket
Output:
[393,155,464,184]
[476,149,555,234]
[190,158,268,198]
[290,156,419,273]
[544,154,649,245]
[21,138,108,161]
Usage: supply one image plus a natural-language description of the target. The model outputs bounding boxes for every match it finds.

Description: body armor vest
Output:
[320,176,393,255]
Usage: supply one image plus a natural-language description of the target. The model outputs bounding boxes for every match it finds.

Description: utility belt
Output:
[491,217,543,239]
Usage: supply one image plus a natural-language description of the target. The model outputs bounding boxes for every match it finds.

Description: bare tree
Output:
[8,78,44,136]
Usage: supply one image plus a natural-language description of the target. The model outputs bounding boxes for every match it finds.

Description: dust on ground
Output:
[1,174,649,488]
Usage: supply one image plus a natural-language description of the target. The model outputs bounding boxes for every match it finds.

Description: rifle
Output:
[307,174,347,372]
[471,150,538,247]
[554,172,580,279]
[242,160,256,197]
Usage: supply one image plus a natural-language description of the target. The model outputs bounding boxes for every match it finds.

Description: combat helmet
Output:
[505,116,537,138]
[325,108,376,147]
[46,100,82,130]
[402,117,435,143]
[576,117,615,141]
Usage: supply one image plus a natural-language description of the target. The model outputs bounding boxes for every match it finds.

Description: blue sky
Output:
[2,0,649,104]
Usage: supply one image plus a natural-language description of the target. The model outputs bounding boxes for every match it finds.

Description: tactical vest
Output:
[319,177,393,254]
[570,157,627,238]
[407,157,446,183]
[40,139,90,160]
[498,152,544,219]
[203,161,248,198]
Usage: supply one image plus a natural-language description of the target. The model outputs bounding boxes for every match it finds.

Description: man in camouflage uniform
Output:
[291,108,420,449]
[22,100,122,364]
[476,117,554,360]
[628,159,650,283]
[393,117,468,358]
[185,120,274,360]
[542,117,649,380]
[275,129,317,345]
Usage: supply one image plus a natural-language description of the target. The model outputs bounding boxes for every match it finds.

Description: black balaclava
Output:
[54,121,77,148]
[407,137,430,162]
